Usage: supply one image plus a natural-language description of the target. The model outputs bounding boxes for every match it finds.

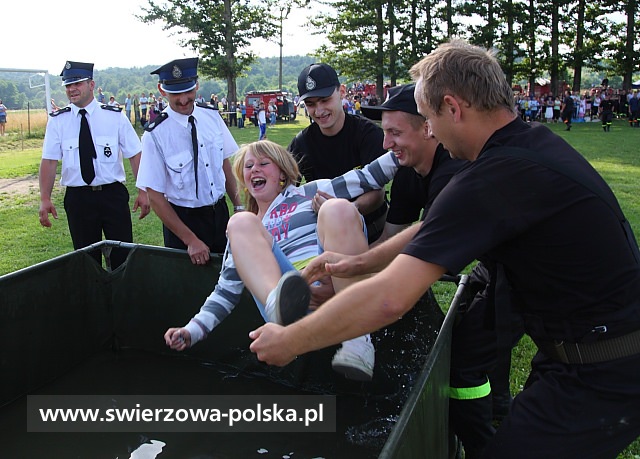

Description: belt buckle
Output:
[554,340,584,364]
[553,340,571,364]
[91,185,103,191]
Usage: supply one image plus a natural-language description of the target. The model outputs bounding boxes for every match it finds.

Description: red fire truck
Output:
[245,90,297,125]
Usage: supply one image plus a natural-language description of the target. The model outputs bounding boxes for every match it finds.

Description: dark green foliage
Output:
[0,56,314,110]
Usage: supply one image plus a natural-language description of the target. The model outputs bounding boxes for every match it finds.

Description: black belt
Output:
[70,182,118,191]
[536,328,640,364]
[170,199,225,214]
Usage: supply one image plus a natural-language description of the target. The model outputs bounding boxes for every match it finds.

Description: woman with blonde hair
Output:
[164,140,399,380]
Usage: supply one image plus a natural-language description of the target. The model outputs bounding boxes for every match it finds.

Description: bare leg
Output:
[316,198,371,293]
[227,212,281,304]
[317,200,376,381]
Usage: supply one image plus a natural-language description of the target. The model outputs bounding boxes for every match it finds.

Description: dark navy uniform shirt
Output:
[288,114,386,181]
[404,118,640,341]
[386,144,464,225]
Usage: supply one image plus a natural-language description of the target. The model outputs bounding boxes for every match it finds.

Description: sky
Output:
[3,0,320,75]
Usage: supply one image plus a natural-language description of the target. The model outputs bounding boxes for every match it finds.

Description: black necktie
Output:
[78,109,96,185]
[188,115,199,198]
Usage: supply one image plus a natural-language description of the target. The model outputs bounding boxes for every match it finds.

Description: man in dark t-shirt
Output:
[599,92,614,132]
[361,84,463,242]
[561,89,575,130]
[288,63,387,243]
[250,41,640,459]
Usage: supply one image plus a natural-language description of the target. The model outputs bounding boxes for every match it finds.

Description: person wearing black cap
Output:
[136,57,242,265]
[288,63,387,244]
[360,84,461,244]
[38,60,150,269]
[341,83,519,458]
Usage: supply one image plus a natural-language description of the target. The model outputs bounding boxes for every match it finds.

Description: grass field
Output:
[0,115,639,457]
[0,108,49,140]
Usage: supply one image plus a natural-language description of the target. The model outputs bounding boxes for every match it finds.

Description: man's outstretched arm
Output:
[250,254,445,367]
[302,223,421,282]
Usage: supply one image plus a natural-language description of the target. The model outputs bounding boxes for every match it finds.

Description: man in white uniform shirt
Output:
[136,57,241,265]
[38,60,149,269]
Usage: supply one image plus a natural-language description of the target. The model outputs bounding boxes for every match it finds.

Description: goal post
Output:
[0,68,52,113]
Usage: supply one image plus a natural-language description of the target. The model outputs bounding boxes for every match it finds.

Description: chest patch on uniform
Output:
[104,146,112,157]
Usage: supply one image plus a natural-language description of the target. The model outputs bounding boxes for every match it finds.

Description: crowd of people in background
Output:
[515,86,640,128]
[4,78,638,139]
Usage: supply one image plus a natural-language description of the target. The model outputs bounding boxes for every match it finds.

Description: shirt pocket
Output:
[166,150,195,198]
[95,136,119,163]
[61,137,80,171]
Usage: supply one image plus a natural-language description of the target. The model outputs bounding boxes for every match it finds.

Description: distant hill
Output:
[0,55,316,110]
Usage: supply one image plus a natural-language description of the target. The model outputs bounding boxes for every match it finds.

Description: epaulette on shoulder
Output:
[49,107,71,117]
[196,102,216,110]
[144,112,169,131]
[101,104,123,112]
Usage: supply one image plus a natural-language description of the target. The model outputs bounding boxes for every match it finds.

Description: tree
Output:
[138,0,278,106]
[0,80,25,109]
[562,0,612,92]
[456,0,528,86]
[457,0,498,49]
[601,0,640,89]
[395,0,444,76]
[311,0,457,95]
[311,0,391,99]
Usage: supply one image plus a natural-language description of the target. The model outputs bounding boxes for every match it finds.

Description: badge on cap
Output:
[306,76,316,91]
[60,61,94,86]
[150,58,199,94]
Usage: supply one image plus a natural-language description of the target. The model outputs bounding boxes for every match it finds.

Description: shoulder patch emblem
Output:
[196,102,216,110]
[101,104,123,112]
[49,107,71,117]
[144,112,169,131]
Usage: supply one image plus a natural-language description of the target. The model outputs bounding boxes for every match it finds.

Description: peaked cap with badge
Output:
[297,63,341,101]
[361,83,423,121]
[60,61,94,86]
[151,57,199,94]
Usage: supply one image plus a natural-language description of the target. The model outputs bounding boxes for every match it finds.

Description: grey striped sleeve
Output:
[321,151,399,199]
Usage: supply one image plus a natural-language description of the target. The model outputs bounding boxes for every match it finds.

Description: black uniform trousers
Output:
[449,263,524,459]
[601,110,614,128]
[163,200,230,254]
[64,182,132,269]
[482,351,640,459]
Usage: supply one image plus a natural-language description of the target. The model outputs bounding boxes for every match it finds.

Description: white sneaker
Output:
[263,271,310,325]
[331,335,375,381]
